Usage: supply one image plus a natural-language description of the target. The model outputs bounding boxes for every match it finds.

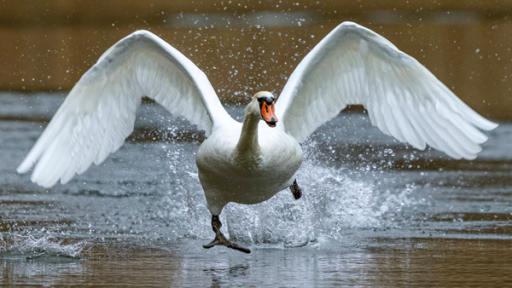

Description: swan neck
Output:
[235,109,261,156]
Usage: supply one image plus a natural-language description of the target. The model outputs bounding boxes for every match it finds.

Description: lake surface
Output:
[0,93,511,287]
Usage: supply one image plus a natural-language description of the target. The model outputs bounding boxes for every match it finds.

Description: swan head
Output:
[252,91,278,127]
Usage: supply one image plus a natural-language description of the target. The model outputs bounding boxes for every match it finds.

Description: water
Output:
[1,93,511,286]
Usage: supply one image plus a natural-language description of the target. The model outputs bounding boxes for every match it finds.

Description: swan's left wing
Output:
[276,21,497,159]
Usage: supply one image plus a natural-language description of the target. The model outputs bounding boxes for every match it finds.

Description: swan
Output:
[17,21,497,253]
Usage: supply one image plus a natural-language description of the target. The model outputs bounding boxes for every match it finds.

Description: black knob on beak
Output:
[267,118,277,127]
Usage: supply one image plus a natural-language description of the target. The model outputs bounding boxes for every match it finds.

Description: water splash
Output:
[146,131,421,246]
[223,160,417,246]
[0,234,87,258]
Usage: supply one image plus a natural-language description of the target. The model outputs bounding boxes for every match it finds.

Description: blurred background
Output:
[0,0,511,120]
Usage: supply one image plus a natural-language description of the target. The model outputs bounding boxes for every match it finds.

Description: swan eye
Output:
[257,96,274,104]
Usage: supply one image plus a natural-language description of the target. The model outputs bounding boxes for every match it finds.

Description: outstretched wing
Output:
[18,30,233,187]
[276,21,497,159]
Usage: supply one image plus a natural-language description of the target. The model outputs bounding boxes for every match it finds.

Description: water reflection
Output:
[2,239,511,287]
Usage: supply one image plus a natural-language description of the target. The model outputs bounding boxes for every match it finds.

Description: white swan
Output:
[17,22,497,253]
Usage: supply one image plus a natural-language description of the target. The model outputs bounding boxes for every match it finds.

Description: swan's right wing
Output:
[18,30,233,188]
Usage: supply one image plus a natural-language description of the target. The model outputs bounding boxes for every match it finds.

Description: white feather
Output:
[276,21,497,159]
[17,30,233,187]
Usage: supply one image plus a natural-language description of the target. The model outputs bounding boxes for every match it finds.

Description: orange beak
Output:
[261,101,278,127]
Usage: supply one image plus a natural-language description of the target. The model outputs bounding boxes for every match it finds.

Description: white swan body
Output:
[197,102,302,215]
[17,22,497,252]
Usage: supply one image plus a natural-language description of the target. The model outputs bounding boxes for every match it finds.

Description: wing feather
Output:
[276,21,497,159]
[18,30,233,187]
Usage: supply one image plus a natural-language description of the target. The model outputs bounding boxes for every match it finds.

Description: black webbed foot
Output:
[203,215,251,254]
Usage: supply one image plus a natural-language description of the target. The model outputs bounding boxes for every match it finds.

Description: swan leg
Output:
[202,215,251,254]
[290,179,302,200]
